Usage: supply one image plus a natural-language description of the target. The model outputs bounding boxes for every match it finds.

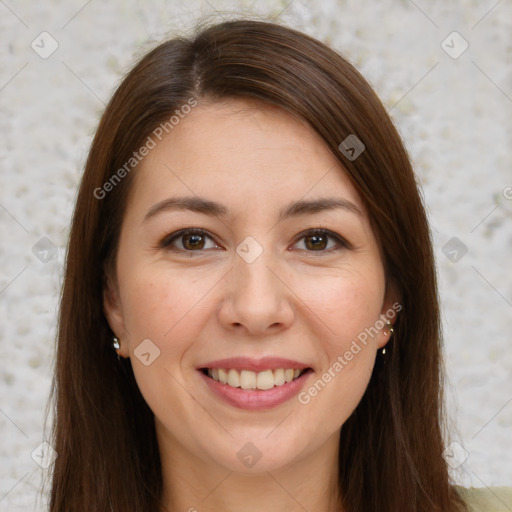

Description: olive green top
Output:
[455,486,512,511]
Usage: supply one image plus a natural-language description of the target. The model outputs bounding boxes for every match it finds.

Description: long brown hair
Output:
[48,18,468,512]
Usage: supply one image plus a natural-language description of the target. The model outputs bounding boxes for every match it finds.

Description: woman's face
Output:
[104,98,396,474]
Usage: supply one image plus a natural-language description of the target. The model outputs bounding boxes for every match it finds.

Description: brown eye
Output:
[293,229,349,253]
[160,228,349,254]
[304,233,328,250]
[182,233,206,250]
[160,229,220,251]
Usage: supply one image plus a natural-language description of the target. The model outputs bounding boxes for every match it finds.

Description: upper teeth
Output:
[207,368,302,390]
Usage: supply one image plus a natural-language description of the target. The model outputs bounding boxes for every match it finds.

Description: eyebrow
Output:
[143,195,362,223]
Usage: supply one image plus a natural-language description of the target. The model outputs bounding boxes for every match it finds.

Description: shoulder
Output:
[453,485,512,511]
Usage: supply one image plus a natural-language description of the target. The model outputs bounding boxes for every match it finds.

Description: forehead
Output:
[157,97,332,167]
[128,98,365,220]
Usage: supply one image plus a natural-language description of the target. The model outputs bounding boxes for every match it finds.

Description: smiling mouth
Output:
[200,367,312,390]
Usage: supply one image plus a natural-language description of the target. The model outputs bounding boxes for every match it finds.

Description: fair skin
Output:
[104,98,396,512]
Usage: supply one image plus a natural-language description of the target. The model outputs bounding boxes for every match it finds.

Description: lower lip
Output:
[199,370,312,410]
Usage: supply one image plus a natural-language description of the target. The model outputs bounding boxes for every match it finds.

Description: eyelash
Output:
[159,227,351,254]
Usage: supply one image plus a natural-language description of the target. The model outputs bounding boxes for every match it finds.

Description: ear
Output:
[377,278,402,349]
[103,273,130,358]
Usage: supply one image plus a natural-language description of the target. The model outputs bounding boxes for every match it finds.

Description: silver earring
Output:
[380,322,394,360]
[112,336,120,350]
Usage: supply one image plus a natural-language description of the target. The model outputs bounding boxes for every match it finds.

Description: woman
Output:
[47,18,510,511]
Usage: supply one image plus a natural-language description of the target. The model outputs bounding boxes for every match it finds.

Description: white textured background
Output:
[1,1,511,510]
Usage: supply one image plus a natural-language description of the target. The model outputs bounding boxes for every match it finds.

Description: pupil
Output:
[184,234,204,250]
[307,234,326,250]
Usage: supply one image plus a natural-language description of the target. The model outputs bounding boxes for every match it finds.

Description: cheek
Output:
[289,264,385,348]
[291,267,383,424]
[117,264,222,405]
[118,267,216,431]
[120,264,216,343]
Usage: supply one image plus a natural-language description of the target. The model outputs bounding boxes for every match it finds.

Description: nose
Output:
[218,244,295,336]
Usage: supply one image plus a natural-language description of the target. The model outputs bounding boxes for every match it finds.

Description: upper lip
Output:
[198,357,312,372]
